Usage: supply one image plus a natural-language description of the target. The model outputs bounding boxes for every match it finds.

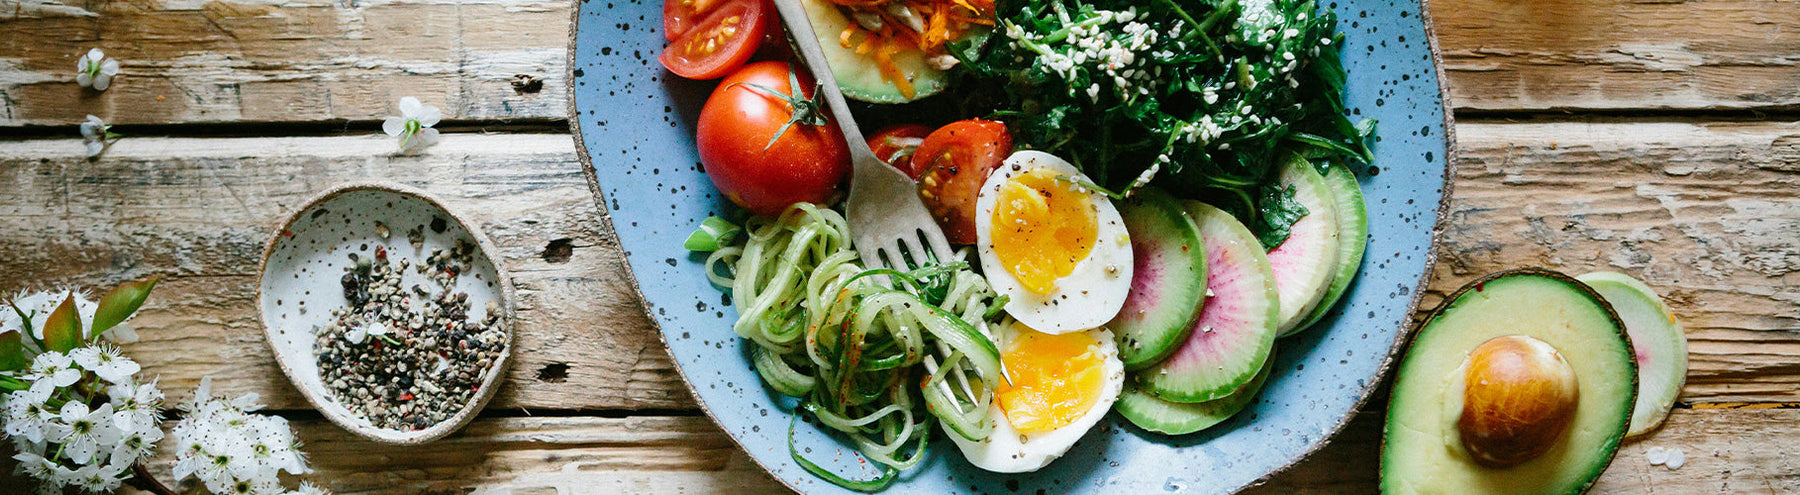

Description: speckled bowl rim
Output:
[254,182,518,446]
[564,0,1458,490]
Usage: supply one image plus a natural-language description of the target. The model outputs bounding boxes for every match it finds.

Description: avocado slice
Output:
[1382,269,1636,495]
[800,0,973,103]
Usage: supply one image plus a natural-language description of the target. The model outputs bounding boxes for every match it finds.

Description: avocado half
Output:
[1381,269,1637,495]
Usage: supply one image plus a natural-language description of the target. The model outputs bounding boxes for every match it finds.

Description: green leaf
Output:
[42,294,83,353]
[0,331,26,371]
[1253,179,1310,250]
[92,276,159,338]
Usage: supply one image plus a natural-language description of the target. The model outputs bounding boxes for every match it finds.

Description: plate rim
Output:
[565,0,1460,488]
[253,181,519,445]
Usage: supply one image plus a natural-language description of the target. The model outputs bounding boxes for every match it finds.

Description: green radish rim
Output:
[1291,164,1369,333]
[1109,187,1209,370]
[1268,155,1341,337]
[1118,351,1275,435]
[1137,201,1279,403]
[1577,271,1687,438]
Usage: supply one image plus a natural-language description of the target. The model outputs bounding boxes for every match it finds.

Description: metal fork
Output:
[769,0,956,271]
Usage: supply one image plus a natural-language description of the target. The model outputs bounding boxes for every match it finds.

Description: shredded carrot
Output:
[820,0,993,95]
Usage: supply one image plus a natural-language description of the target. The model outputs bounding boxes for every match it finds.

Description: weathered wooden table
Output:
[3,0,1797,492]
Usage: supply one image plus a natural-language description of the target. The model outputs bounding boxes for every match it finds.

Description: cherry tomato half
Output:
[659,0,769,80]
[664,0,726,40]
[696,61,851,217]
[911,119,1012,245]
[867,124,932,178]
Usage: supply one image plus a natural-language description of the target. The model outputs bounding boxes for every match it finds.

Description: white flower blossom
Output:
[173,376,320,494]
[3,345,163,493]
[79,115,122,159]
[57,402,121,464]
[382,96,442,154]
[75,48,120,91]
[71,345,140,384]
[29,351,82,388]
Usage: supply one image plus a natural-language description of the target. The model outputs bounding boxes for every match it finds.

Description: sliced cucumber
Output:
[1578,271,1688,437]
[1109,187,1208,370]
[1268,156,1340,337]
[1118,352,1273,435]
[800,0,959,103]
[1292,164,1369,332]
[1137,201,1279,403]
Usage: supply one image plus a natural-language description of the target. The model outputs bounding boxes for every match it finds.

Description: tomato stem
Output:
[733,68,831,152]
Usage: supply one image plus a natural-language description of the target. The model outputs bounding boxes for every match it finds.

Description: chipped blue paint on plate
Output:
[570,0,1453,492]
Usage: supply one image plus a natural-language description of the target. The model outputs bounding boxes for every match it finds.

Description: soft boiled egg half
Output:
[975,151,1134,334]
[948,321,1126,472]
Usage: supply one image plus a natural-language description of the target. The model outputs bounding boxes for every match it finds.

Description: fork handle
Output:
[769,0,878,162]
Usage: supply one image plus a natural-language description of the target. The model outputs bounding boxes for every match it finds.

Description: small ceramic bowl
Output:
[256,183,515,444]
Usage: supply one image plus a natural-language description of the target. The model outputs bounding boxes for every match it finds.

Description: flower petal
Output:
[81,123,100,140]
[86,48,103,62]
[100,58,119,76]
[382,116,406,136]
[398,96,422,117]
[93,74,111,91]
[416,127,441,146]
[417,104,442,127]
[76,72,92,87]
[87,140,106,158]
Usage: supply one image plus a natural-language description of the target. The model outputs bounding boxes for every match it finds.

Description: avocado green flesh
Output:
[1293,164,1368,331]
[1577,271,1687,437]
[801,0,960,103]
[1118,354,1271,435]
[1110,188,1208,370]
[1383,272,1636,495]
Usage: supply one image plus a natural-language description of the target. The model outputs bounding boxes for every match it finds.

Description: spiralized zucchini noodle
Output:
[706,203,1006,490]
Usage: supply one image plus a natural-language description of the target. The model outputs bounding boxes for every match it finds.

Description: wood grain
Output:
[1431,0,1800,112]
[0,132,695,411]
[4,120,1795,408]
[1435,120,1800,403]
[6,0,1800,126]
[0,0,570,126]
[5,407,1774,494]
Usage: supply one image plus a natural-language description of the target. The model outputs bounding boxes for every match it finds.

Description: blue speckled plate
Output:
[570,1,1453,492]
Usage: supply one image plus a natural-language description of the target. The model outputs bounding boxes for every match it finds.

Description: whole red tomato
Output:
[911,119,1011,244]
[697,61,851,217]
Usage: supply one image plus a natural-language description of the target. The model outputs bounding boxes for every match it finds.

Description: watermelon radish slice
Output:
[1109,187,1208,370]
[1578,271,1688,437]
[1118,351,1273,435]
[1293,164,1369,332]
[1268,155,1340,337]
[1138,201,1278,403]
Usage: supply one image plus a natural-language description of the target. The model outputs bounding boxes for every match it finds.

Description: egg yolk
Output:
[995,324,1107,436]
[990,169,1097,294]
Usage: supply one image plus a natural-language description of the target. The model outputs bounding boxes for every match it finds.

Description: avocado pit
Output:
[1455,335,1580,468]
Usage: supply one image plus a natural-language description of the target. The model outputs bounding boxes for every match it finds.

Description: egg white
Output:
[975,150,1134,334]
[946,325,1126,473]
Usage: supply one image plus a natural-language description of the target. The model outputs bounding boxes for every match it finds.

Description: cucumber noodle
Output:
[706,203,1006,491]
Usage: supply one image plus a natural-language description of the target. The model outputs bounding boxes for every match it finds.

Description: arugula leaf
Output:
[1254,180,1310,249]
[957,0,1371,238]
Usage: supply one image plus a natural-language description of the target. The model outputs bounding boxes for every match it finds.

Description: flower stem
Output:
[128,462,179,495]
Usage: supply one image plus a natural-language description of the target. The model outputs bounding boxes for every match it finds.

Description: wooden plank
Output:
[0,132,696,411]
[6,0,1800,126]
[1431,0,1800,111]
[1434,120,1800,403]
[1246,407,1800,494]
[8,408,1789,493]
[0,119,1796,414]
[0,0,570,126]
